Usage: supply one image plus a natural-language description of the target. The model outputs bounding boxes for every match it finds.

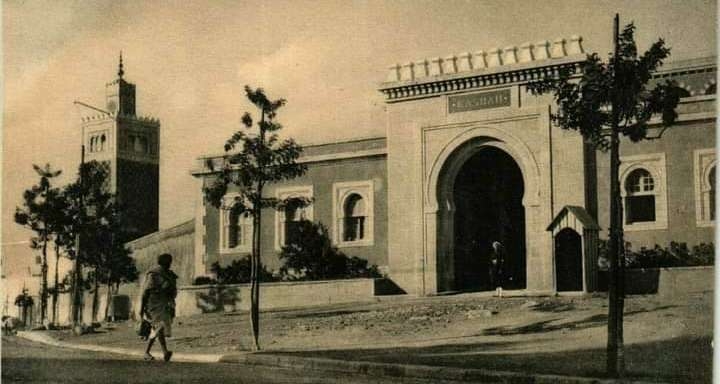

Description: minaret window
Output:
[89,134,107,153]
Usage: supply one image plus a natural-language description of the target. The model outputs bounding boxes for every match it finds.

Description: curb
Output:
[17,331,667,384]
[219,353,665,384]
[16,331,223,363]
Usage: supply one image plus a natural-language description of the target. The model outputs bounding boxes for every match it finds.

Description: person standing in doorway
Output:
[490,241,505,297]
[140,253,178,362]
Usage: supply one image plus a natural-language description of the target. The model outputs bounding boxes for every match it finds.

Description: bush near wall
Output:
[598,240,714,270]
[279,221,382,281]
[192,256,277,285]
[192,222,382,286]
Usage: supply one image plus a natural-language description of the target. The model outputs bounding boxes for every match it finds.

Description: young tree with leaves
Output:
[204,86,308,350]
[14,164,63,326]
[46,187,73,326]
[527,16,681,377]
[63,160,137,324]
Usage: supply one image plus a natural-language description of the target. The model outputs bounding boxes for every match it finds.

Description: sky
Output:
[2,0,717,245]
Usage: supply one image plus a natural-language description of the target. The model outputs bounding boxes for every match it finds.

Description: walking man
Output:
[140,253,177,362]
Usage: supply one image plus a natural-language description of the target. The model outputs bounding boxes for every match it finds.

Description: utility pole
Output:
[71,102,88,328]
[607,13,625,377]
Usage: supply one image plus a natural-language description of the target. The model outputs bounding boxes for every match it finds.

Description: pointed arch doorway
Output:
[437,142,527,292]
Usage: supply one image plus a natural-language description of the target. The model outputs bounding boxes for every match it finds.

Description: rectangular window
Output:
[626,196,656,223]
[285,220,303,246]
[343,216,365,242]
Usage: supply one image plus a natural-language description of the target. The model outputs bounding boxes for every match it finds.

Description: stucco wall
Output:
[596,117,715,248]
[598,266,713,297]
[174,278,376,317]
[200,153,388,274]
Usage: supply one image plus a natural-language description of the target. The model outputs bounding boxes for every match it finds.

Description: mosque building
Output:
[190,36,716,296]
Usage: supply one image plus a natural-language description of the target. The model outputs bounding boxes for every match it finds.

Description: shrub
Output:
[598,240,714,269]
[192,276,217,285]
[209,256,276,284]
[626,241,714,268]
[279,220,382,280]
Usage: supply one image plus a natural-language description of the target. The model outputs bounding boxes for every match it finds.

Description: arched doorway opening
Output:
[440,144,526,291]
[555,228,583,291]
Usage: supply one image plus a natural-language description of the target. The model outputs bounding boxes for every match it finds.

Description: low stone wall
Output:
[656,266,714,297]
[597,266,713,296]
[175,278,377,317]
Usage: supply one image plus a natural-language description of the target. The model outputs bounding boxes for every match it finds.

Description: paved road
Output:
[2,336,463,384]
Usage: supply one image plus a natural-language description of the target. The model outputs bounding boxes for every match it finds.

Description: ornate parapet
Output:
[81,113,113,123]
[379,35,585,102]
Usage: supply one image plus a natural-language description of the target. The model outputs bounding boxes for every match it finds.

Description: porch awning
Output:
[547,205,600,232]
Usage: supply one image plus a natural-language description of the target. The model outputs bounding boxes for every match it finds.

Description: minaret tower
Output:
[80,54,160,241]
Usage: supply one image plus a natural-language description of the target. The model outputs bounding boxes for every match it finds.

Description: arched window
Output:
[625,168,656,224]
[343,193,366,242]
[220,196,252,253]
[275,186,313,249]
[100,134,106,151]
[694,149,715,226]
[333,180,374,246]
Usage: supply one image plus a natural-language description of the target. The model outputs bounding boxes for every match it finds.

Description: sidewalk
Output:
[18,290,712,383]
[16,330,649,384]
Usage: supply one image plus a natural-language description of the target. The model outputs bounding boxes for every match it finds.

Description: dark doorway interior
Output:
[555,228,583,291]
[452,146,526,291]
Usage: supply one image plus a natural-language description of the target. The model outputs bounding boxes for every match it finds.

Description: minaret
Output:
[80,54,160,242]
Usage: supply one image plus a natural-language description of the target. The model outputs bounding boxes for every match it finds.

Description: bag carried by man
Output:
[137,318,151,340]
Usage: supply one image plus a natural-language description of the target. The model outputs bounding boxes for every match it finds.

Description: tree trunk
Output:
[40,235,49,325]
[52,243,60,326]
[91,270,100,323]
[104,282,113,321]
[606,13,625,377]
[73,266,83,325]
[250,203,261,350]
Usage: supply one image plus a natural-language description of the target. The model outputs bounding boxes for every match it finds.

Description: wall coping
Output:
[626,265,714,272]
[180,278,378,291]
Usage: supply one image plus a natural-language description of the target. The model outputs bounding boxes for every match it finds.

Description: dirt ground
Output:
[54,290,712,382]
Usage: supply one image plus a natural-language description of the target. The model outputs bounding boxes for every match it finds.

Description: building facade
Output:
[191,36,715,297]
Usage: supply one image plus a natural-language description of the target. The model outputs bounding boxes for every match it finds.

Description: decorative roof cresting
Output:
[384,35,584,83]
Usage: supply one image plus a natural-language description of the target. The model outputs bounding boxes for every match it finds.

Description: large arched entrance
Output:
[438,143,527,291]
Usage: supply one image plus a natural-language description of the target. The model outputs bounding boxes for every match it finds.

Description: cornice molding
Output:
[379,59,583,102]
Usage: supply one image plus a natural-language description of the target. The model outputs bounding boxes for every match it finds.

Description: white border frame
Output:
[218,193,252,254]
[694,148,716,227]
[619,153,668,231]
[332,180,375,247]
[275,185,314,251]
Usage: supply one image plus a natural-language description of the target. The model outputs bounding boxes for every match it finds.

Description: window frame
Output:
[694,148,716,227]
[332,180,374,247]
[274,186,314,251]
[619,153,668,231]
[218,193,253,254]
